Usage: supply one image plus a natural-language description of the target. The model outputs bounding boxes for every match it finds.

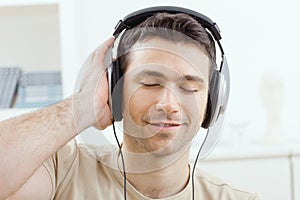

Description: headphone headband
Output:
[113,6,222,41]
[110,6,230,129]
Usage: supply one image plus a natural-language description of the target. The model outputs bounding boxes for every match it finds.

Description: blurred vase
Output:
[260,71,287,145]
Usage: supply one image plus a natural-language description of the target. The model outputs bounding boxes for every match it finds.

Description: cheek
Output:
[180,92,208,124]
[123,87,155,123]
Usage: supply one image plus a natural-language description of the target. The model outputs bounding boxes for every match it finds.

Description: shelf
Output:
[204,145,291,161]
[0,0,59,7]
[0,108,37,121]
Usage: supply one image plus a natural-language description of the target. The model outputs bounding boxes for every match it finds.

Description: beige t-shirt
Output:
[43,140,259,200]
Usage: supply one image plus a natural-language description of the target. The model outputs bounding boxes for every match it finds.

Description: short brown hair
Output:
[117,12,216,72]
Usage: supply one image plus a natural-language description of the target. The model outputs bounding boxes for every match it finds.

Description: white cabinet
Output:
[292,148,300,200]
[197,146,292,200]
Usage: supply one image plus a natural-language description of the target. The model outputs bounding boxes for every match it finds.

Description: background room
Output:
[0,0,299,199]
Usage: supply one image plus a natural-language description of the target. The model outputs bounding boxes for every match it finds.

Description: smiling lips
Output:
[146,121,183,132]
[150,122,181,127]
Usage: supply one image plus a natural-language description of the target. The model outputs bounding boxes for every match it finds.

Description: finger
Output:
[94,37,115,64]
[93,105,112,130]
[98,37,115,54]
[81,37,113,83]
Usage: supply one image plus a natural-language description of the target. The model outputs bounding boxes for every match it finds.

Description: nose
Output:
[155,87,180,114]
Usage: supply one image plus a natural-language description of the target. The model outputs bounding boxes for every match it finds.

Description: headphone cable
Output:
[112,121,127,200]
[191,128,209,200]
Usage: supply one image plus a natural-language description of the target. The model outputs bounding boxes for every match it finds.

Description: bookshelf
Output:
[0,1,62,110]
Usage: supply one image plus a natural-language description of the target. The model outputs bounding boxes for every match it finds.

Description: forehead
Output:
[125,38,210,83]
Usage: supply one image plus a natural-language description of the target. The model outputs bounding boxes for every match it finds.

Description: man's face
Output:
[121,37,210,156]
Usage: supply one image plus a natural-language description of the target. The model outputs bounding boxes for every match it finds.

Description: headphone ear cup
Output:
[201,70,220,128]
[111,59,124,121]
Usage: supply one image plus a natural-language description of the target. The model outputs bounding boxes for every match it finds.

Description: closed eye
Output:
[180,87,199,93]
[141,82,160,87]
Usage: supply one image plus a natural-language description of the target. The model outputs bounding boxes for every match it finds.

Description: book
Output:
[0,67,22,108]
[14,71,63,108]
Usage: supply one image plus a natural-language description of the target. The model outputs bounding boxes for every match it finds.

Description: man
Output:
[0,7,259,200]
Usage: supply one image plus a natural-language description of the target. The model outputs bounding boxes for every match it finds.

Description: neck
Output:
[120,146,191,199]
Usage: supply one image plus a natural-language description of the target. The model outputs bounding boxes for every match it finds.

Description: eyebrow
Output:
[138,70,165,78]
[137,70,205,83]
[179,74,205,84]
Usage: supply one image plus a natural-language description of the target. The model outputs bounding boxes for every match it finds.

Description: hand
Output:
[72,37,115,131]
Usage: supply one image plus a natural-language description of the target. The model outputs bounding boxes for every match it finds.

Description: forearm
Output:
[0,96,82,198]
[0,37,114,199]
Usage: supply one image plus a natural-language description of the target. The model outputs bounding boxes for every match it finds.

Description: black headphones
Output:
[107,6,230,129]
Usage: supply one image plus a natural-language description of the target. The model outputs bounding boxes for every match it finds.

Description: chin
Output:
[147,138,191,157]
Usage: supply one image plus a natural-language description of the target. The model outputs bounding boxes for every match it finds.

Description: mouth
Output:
[149,122,182,127]
[145,121,184,132]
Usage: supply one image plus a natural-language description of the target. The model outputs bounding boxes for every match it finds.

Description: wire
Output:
[191,128,210,200]
[112,121,127,200]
